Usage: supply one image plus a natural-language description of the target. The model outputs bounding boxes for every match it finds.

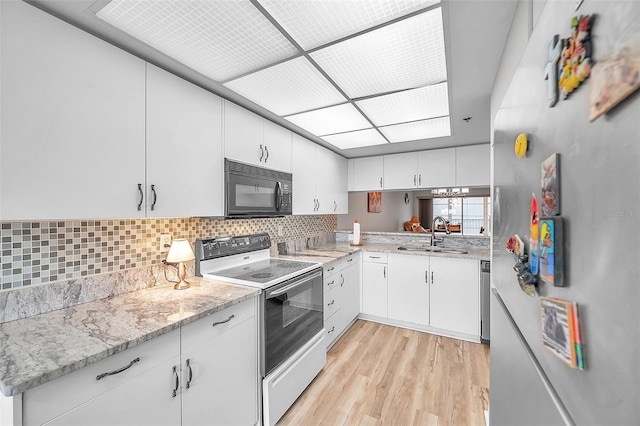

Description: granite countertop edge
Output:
[0,278,258,397]
[277,242,490,263]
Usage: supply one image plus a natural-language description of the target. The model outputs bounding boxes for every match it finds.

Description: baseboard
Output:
[356,314,481,344]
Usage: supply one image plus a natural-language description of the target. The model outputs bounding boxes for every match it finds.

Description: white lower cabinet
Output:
[429,257,480,336]
[22,298,258,426]
[361,253,388,318]
[387,254,429,326]
[323,253,361,349]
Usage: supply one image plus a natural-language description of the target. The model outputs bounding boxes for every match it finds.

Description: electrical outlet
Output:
[277,225,283,237]
[160,234,172,253]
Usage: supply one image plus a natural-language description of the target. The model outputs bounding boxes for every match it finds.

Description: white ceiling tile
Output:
[379,116,451,143]
[96,0,298,81]
[284,104,372,136]
[224,57,346,116]
[310,8,446,98]
[259,0,440,50]
[356,83,449,126]
[322,129,388,150]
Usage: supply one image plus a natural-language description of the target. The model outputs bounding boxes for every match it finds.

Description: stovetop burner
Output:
[252,272,274,279]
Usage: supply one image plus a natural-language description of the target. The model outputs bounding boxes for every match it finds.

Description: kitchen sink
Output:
[397,246,468,254]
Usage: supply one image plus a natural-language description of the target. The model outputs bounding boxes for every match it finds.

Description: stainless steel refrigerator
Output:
[491,1,640,425]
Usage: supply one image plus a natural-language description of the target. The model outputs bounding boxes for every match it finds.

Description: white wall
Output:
[337,191,414,232]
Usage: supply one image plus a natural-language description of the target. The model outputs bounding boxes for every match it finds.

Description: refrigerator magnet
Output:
[514,133,528,158]
[540,217,564,287]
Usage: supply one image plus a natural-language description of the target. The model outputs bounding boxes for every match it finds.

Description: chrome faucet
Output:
[430,215,451,246]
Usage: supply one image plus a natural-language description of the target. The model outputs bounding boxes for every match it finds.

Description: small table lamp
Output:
[166,239,195,290]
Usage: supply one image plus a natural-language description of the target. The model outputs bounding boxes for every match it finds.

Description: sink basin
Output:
[397,246,468,254]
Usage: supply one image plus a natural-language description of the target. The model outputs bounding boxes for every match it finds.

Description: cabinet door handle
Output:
[172,365,179,398]
[383,267,386,278]
[431,271,434,284]
[259,144,264,162]
[317,199,320,211]
[419,174,422,186]
[334,200,337,212]
[96,357,140,380]
[340,274,345,287]
[137,184,144,211]
[380,177,383,188]
[414,175,416,186]
[328,300,335,306]
[264,145,269,163]
[212,314,235,327]
[150,184,157,211]
[425,271,428,283]
[186,359,193,389]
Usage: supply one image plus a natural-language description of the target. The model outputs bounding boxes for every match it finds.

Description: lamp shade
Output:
[166,239,195,263]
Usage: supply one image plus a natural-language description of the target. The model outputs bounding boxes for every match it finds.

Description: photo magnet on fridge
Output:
[540,217,564,287]
[541,153,560,216]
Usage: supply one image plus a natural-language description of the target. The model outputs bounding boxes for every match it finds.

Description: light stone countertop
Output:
[277,242,490,263]
[0,277,257,397]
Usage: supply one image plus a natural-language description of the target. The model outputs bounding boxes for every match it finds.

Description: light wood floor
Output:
[278,320,490,426]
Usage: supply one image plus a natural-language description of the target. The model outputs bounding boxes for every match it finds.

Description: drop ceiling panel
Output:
[224,56,346,116]
[259,0,440,50]
[356,82,449,127]
[322,129,388,150]
[309,8,446,98]
[284,103,372,136]
[380,116,451,143]
[96,0,298,81]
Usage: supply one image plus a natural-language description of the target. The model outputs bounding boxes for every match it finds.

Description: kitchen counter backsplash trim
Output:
[334,230,490,249]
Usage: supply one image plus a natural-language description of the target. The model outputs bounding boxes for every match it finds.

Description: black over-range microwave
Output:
[224,159,292,218]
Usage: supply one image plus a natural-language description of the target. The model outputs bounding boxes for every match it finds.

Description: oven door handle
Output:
[266,270,321,298]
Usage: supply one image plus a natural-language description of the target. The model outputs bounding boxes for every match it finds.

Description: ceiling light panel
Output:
[259,0,440,50]
[380,117,451,143]
[321,129,388,150]
[284,103,372,136]
[96,0,298,81]
[356,82,449,127]
[224,57,346,116]
[310,8,446,98]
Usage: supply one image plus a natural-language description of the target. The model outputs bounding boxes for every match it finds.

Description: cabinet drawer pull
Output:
[264,145,269,163]
[347,258,353,263]
[327,266,335,272]
[186,359,193,389]
[369,256,381,259]
[327,280,335,286]
[172,365,179,397]
[137,184,144,211]
[96,357,140,381]
[212,314,235,327]
[328,326,335,334]
[150,184,157,211]
[328,300,335,306]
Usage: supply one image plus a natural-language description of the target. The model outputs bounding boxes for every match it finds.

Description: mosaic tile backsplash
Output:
[1,215,337,291]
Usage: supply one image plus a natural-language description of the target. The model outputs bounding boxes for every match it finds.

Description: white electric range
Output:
[195,233,326,426]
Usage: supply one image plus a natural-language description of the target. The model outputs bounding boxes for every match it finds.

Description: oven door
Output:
[262,268,323,376]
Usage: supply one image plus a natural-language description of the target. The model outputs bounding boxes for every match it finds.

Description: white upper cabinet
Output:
[0,1,146,220]
[146,64,223,218]
[223,101,292,172]
[292,134,347,215]
[348,157,384,192]
[383,152,418,190]
[417,148,456,188]
[317,148,348,214]
[263,119,293,173]
[455,144,490,187]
